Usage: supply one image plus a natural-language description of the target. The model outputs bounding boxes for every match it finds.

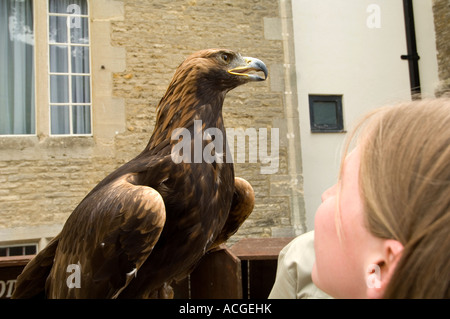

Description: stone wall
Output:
[432,0,450,96]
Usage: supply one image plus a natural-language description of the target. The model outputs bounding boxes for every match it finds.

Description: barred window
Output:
[0,244,37,257]
[48,0,92,135]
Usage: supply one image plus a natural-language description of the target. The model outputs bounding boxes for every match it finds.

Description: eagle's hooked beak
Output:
[228,57,268,82]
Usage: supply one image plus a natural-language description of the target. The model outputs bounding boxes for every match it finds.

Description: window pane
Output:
[70,17,89,44]
[49,0,88,15]
[71,46,89,73]
[73,105,91,134]
[50,75,69,103]
[51,105,70,134]
[72,75,90,103]
[313,102,338,126]
[24,245,37,255]
[49,16,68,43]
[48,0,91,136]
[49,45,69,73]
[309,95,344,132]
[0,248,6,257]
[0,0,35,135]
[9,246,24,256]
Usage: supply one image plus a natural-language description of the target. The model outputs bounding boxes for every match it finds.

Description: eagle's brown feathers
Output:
[12,49,267,299]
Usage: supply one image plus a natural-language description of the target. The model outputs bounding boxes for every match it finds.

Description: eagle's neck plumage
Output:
[146,67,227,152]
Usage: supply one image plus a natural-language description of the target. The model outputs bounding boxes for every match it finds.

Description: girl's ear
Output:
[366,239,404,299]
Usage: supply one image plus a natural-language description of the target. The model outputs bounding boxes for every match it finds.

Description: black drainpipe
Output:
[401,0,421,99]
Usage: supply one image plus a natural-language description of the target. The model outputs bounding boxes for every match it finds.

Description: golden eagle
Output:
[12,49,268,299]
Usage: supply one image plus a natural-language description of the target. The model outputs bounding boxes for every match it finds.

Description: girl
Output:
[271,98,449,298]
[313,98,450,298]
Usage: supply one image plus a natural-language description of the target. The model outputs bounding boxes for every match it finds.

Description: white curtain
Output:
[0,0,35,135]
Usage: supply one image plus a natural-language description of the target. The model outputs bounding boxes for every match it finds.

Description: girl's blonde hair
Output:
[341,98,450,298]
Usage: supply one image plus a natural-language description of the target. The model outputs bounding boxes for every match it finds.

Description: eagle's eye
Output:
[221,53,231,64]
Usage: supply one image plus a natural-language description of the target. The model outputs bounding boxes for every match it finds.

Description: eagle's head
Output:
[171,48,268,94]
[152,49,268,145]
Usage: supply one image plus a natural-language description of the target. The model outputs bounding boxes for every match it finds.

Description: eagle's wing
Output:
[12,236,60,298]
[45,173,166,299]
[208,177,255,250]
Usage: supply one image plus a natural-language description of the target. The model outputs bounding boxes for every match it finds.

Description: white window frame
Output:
[0,243,38,257]
[47,0,93,136]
